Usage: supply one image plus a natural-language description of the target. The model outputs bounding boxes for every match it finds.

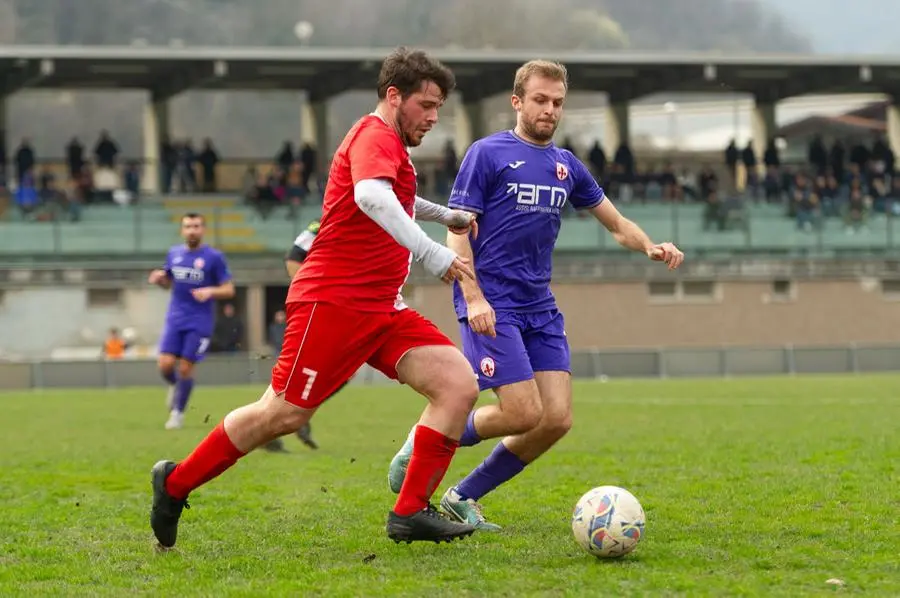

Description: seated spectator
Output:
[763,166,781,203]
[64,177,83,222]
[677,168,698,201]
[844,188,869,233]
[15,169,39,219]
[887,176,900,216]
[794,188,820,232]
[249,171,278,220]
[285,162,307,219]
[821,174,844,218]
[870,177,888,214]
[124,161,141,202]
[659,162,678,201]
[703,190,726,231]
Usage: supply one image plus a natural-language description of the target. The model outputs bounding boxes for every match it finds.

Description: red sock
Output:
[393,425,459,516]
[165,422,246,499]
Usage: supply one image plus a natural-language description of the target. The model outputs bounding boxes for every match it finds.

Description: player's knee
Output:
[540,410,572,441]
[448,373,479,414]
[177,361,194,379]
[424,362,479,414]
[158,356,175,373]
[274,410,310,435]
[512,398,543,433]
[261,390,313,435]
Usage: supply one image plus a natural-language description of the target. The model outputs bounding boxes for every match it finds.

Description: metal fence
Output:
[2,343,899,391]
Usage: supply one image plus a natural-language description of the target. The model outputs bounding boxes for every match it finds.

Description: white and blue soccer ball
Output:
[571,485,645,558]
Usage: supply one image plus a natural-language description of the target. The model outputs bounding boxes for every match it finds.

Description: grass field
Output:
[2,375,899,597]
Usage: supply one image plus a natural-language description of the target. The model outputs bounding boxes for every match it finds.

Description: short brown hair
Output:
[182,212,205,225]
[377,47,456,100]
[513,60,569,98]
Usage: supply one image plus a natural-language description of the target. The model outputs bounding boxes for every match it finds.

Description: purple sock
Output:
[161,369,177,385]
[173,378,194,413]
[458,410,481,447]
[456,441,526,501]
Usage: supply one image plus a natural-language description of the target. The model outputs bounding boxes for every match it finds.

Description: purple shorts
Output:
[460,310,570,391]
[158,327,212,363]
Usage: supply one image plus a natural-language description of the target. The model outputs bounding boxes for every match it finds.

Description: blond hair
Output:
[513,60,568,98]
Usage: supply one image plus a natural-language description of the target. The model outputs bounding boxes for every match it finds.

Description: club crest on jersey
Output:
[193,257,205,269]
[556,162,569,181]
[480,357,496,378]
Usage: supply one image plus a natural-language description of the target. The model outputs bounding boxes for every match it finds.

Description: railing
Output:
[2,196,899,258]
[1,343,898,391]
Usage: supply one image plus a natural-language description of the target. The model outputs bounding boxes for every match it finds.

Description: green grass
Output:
[1,375,899,597]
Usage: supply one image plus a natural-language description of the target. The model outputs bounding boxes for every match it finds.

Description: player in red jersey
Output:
[149,47,483,548]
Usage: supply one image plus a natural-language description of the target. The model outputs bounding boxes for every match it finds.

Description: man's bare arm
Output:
[447,222,496,337]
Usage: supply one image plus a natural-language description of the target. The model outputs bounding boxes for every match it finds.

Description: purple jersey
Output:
[163,244,232,333]
[448,131,605,318]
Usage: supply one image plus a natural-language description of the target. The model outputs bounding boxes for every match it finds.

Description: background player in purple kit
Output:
[388,59,684,530]
[148,213,235,430]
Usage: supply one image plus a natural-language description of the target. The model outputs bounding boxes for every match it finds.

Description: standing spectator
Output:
[588,140,606,182]
[724,139,739,185]
[93,130,119,168]
[66,137,84,178]
[198,138,220,193]
[829,139,846,182]
[808,134,828,176]
[211,303,243,353]
[15,138,35,185]
[176,139,196,192]
[268,310,286,357]
[277,141,294,175]
[299,142,317,192]
[161,137,177,193]
[742,141,758,198]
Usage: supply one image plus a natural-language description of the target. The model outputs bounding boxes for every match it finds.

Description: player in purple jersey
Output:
[388,60,684,530]
[148,213,235,430]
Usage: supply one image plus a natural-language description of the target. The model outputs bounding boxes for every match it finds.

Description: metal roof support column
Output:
[141,93,170,195]
[300,96,329,187]
[751,97,777,169]
[604,99,630,156]
[886,100,900,169]
[455,95,486,155]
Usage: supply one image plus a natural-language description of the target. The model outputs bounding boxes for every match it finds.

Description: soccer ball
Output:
[571,485,645,558]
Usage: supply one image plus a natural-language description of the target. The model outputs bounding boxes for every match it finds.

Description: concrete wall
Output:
[0,288,169,358]
[3,278,900,358]
[407,279,900,349]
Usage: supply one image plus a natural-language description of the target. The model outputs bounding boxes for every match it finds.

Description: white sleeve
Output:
[354,179,456,278]
[415,195,477,228]
[414,196,453,223]
[292,230,315,252]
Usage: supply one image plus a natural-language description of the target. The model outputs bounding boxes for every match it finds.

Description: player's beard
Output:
[522,116,557,144]
[185,236,201,249]
[397,106,424,147]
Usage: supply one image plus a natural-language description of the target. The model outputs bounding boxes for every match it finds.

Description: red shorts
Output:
[271,301,455,408]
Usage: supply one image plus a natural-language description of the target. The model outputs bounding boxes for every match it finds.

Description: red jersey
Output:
[288,114,418,312]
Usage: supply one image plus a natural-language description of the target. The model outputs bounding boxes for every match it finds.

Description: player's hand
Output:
[191,287,214,302]
[647,242,684,270]
[148,269,167,285]
[447,210,478,240]
[466,296,496,338]
[441,256,475,284]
